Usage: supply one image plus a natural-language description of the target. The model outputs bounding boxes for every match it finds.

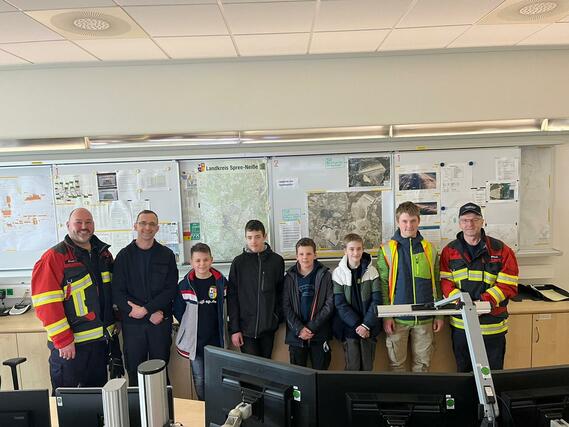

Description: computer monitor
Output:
[493,365,569,427]
[55,385,174,427]
[204,346,318,427]
[317,371,480,427]
[0,389,51,427]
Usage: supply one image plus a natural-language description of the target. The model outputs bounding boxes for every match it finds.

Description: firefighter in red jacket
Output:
[440,202,519,371]
[31,208,118,391]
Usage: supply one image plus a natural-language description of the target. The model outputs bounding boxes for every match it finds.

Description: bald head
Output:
[67,208,94,249]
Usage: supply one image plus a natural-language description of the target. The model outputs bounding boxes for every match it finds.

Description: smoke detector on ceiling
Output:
[26,7,147,40]
[480,0,569,24]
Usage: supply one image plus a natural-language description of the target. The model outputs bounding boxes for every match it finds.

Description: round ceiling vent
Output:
[495,0,569,22]
[50,10,132,37]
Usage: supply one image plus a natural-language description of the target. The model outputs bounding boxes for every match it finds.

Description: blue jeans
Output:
[190,355,205,401]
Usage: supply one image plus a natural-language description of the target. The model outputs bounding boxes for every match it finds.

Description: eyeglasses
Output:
[137,221,158,228]
[460,218,483,224]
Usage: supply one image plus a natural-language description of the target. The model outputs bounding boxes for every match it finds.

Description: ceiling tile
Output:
[117,0,216,5]
[8,0,115,10]
[223,0,302,3]
[518,23,569,45]
[0,40,97,63]
[315,0,413,31]
[0,1,17,12]
[234,33,309,56]
[0,12,63,43]
[450,23,547,47]
[0,48,29,65]
[223,2,315,34]
[398,0,503,28]
[75,38,168,60]
[379,25,469,51]
[154,35,237,58]
[125,5,227,36]
[310,29,389,53]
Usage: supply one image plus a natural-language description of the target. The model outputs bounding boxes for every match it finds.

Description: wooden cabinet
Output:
[0,332,50,391]
[17,332,51,390]
[531,312,569,367]
[505,312,569,369]
[0,333,19,390]
[504,314,533,369]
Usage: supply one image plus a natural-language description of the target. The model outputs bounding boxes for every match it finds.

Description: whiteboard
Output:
[271,153,394,259]
[179,158,270,263]
[0,165,58,270]
[53,161,183,261]
[395,147,521,251]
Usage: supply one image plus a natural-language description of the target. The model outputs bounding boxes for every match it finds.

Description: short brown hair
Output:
[136,209,158,223]
[395,201,420,222]
[245,219,265,235]
[190,242,212,258]
[343,233,363,247]
[295,237,316,253]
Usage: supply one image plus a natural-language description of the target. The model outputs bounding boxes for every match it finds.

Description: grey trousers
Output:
[342,337,377,371]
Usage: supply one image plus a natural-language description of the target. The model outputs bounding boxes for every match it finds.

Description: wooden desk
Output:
[49,397,204,427]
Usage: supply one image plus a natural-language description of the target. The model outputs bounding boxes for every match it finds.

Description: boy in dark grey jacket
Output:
[283,238,334,369]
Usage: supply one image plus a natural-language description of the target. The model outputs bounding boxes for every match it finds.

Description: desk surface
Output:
[49,397,205,427]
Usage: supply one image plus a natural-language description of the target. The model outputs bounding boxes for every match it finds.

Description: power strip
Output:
[0,285,31,299]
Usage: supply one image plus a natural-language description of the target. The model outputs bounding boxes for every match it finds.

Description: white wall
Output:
[2,47,569,139]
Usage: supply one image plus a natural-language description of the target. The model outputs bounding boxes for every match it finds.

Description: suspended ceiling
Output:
[0,0,569,66]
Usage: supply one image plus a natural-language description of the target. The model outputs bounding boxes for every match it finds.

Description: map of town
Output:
[195,160,270,262]
[0,174,57,252]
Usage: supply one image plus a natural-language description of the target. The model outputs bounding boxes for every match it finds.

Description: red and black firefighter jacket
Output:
[440,229,519,336]
[31,235,115,349]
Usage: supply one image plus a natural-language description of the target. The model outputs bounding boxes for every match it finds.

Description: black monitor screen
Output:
[0,389,51,427]
[493,365,569,427]
[318,371,479,427]
[347,392,447,426]
[204,347,318,427]
[55,385,174,427]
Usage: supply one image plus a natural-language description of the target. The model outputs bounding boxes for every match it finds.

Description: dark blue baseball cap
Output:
[459,202,482,217]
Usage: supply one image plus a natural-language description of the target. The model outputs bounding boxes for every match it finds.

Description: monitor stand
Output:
[377,292,499,427]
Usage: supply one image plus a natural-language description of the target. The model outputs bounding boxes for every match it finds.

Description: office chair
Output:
[2,357,27,390]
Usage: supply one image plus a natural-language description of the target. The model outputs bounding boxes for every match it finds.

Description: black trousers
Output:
[122,319,172,386]
[48,340,107,394]
[451,328,506,372]
[289,341,331,370]
[241,332,275,359]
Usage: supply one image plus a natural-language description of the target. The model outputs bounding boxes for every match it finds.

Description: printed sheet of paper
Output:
[117,169,140,201]
[347,156,391,189]
[486,181,518,203]
[496,158,519,181]
[139,168,170,191]
[441,163,472,193]
[538,289,569,302]
[279,221,302,253]
[277,178,298,189]
[0,172,57,252]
